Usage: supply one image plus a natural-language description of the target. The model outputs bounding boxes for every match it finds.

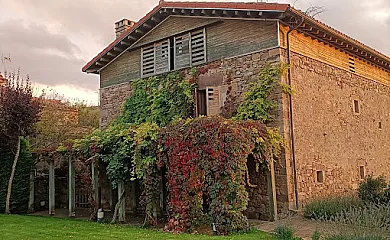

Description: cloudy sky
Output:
[0,0,389,105]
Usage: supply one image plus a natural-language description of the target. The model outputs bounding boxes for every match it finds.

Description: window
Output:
[142,29,206,77]
[316,170,324,183]
[141,45,155,77]
[349,57,355,73]
[379,121,382,130]
[197,89,207,116]
[353,100,360,114]
[174,28,206,69]
[359,166,365,179]
[141,39,170,77]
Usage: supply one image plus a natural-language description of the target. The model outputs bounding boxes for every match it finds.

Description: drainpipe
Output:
[286,16,304,210]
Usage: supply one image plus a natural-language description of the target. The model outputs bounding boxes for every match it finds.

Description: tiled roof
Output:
[82,1,390,74]
[82,1,289,73]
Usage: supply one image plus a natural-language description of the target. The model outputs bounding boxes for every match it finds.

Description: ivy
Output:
[234,64,289,122]
[117,73,196,127]
[158,116,283,235]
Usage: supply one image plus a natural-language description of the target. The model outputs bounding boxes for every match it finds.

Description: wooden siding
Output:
[100,49,141,88]
[206,20,279,62]
[279,25,390,86]
[134,16,220,48]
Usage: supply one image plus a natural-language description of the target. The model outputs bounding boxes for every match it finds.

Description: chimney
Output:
[0,74,7,86]
[115,19,135,38]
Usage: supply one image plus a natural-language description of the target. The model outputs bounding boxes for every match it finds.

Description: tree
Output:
[0,71,41,214]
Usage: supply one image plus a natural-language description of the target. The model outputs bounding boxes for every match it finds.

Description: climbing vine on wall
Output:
[234,64,290,122]
[158,116,283,235]
[116,73,196,127]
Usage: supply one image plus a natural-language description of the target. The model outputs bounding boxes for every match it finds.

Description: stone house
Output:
[82,1,390,219]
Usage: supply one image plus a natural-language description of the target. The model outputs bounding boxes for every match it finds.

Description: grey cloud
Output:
[0,20,80,57]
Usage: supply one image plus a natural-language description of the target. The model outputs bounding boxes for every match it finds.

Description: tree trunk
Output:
[5,136,21,214]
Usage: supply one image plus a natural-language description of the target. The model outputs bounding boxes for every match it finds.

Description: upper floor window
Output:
[141,28,206,78]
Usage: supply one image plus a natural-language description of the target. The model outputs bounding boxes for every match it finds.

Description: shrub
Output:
[0,138,34,213]
[329,202,390,231]
[358,176,389,203]
[327,234,385,240]
[274,225,302,240]
[303,196,362,220]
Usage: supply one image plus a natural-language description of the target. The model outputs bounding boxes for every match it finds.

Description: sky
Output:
[0,0,389,105]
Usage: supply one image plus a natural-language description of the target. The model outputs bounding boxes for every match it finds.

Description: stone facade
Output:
[100,82,132,128]
[289,52,390,204]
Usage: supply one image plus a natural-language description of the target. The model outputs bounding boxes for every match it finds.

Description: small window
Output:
[316,171,324,183]
[197,89,207,116]
[190,29,206,65]
[353,100,360,114]
[349,57,355,73]
[379,121,382,130]
[141,45,155,77]
[359,166,365,179]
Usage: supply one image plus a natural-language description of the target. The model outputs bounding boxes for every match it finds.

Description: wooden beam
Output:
[49,159,55,215]
[86,69,98,74]
[120,41,130,46]
[135,29,144,34]
[95,62,103,66]
[107,52,116,57]
[151,16,160,22]
[100,57,110,62]
[68,158,75,217]
[118,181,126,222]
[28,170,34,213]
[127,35,137,41]
[258,11,263,17]
[113,47,123,52]
[267,159,278,221]
[143,23,152,29]
[91,162,99,211]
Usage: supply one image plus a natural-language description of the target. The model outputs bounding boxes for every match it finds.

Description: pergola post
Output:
[68,158,75,217]
[48,159,55,215]
[91,162,99,209]
[28,170,35,212]
[267,159,278,221]
[118,181,125,222]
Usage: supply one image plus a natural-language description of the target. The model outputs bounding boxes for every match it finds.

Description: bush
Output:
[328,202,390,231]
[274,225,302,240]
[358,176,389,203]
[327,234,385,240]
[0,138,34,213]
[303,196,362,220]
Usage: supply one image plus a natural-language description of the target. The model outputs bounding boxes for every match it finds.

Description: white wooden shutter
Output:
[174,34,191,69]
[206,86,221,116]
[155,40,170,74]
[190,29,206,65]
[141,45,155,77]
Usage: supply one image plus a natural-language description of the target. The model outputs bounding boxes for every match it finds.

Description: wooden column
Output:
[91,162,99,209]
[118,181,125,222]
[68,158,75,217]
[267,159,278,221]
[28,170,35,212]
[48,159,55,215]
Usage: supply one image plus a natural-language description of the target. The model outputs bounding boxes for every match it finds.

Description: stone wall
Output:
[98,47,291,218]
[100,82,132,128]
[290,52,390,204]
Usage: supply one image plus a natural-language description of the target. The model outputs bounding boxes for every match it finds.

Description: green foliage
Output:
[326,234,386,240]
[75,124,136,188]
[159,116,283,235]
[117,73,196,127]
[312,231,321,240]
[358,176,389,203]
[234,64,289,122]
[303,196,362,220]
[0,138,34,213]
[274,225,302,240]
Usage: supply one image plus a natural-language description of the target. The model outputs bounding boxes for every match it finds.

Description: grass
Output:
[0,214,274,240]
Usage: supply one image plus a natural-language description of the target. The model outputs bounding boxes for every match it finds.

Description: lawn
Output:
[0,215,274,240]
